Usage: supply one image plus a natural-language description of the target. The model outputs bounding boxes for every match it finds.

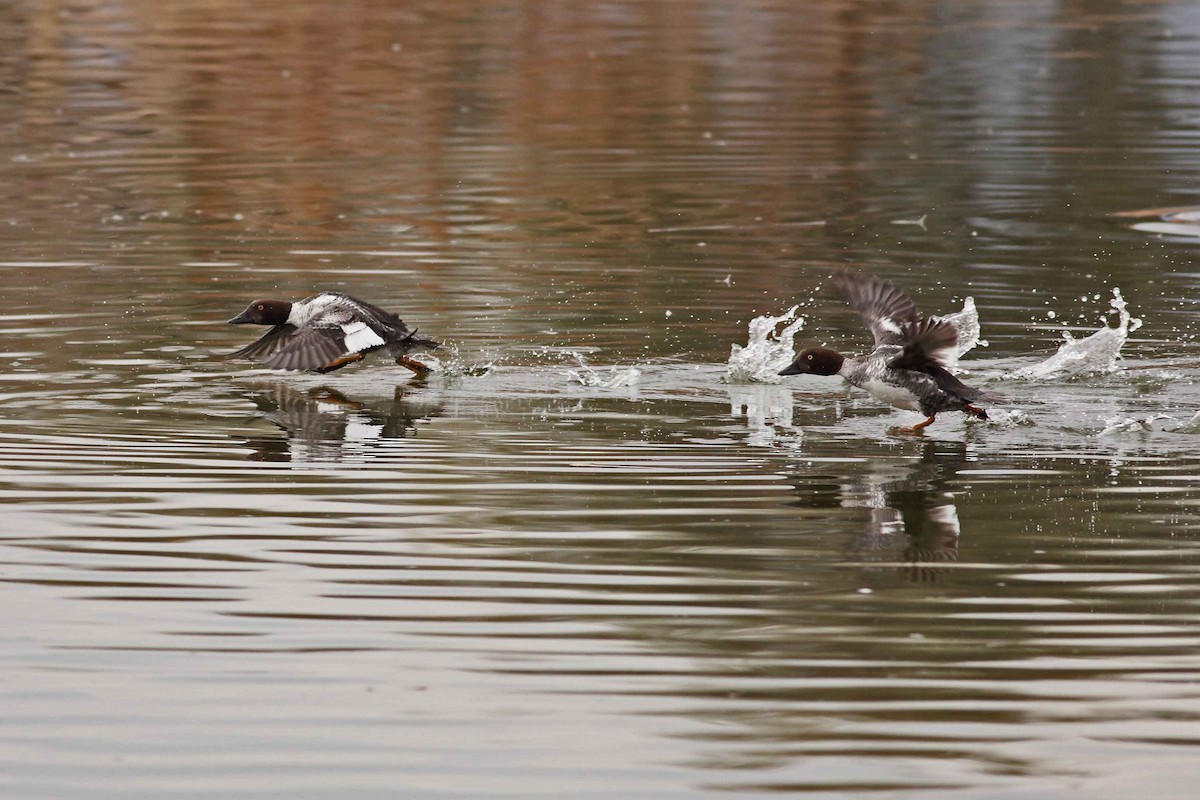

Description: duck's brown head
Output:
[779,347,845,377]
[228,299,292,326]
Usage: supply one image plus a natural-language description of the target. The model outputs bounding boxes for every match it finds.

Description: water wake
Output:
[566,355,641,389]
[1016,289,1142,380]
[1098,414,1178,436]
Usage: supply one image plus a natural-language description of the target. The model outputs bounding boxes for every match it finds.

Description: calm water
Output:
[3,2,1200,798]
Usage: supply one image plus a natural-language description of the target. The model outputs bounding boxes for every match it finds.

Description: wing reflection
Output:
[242,383,442,462]
[791,440,965,582]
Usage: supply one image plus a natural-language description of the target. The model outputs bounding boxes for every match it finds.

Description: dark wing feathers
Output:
[888,317,959,372]
[350,299,439,350]
[919,362,994,404]
[831,270,920,347]
[325,294,441,350]
[262,327,348,371]
[227,324,297,361]
[341,296,404,329]
[887,318,996,403]
[228,321,351,372]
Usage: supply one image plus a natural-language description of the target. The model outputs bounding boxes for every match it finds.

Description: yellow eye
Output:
[807,354,814,360]
[257,304,264,310]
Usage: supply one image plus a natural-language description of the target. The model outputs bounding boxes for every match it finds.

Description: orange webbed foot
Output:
[315,353,366,374]
[395,355,433,376]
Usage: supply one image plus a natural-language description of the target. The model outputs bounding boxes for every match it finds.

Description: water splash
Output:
[1176,412,1200,434]
[566,354,641,389]
[1016,289,1142,380]
[408,352,444,373]
[1098,414,1175,436]
[942,297,988,362]
[432,345,494,378]
[985,408,1035,427]
[725,306,805,384]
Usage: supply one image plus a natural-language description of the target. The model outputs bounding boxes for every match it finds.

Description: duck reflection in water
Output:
[790,440,965,582]
[242,383,442,463]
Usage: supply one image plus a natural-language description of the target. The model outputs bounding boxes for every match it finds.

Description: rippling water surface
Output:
[3,2,1200,798]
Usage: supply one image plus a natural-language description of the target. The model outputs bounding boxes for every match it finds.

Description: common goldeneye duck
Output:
[778,270,993,432]
[228,292,440,374]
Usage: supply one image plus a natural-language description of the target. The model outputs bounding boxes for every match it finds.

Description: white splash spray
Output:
[941,297,988,364]
[1016,289,1142,380]
[725,306,806,384]
[1097,414,1176,436]
[1177,412,1200,434]
[566,354,641,388]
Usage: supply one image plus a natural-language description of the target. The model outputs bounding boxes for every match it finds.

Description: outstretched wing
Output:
[228,324,297,362]
[831,270,920,347]
[259,327,353,371]
[229,316,388,372]
[888,317,995,403]
[889,317,959,372]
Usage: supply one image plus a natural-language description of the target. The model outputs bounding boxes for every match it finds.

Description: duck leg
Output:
[909,415,937,433]
[963,404,988,420]
[395,355,433,375]
[315,353,366,374]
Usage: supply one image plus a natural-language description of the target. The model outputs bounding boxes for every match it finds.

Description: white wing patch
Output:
[341,320,385,353]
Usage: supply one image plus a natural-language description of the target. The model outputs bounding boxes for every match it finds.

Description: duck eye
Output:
[257,304,264,310]
[807,354,814,360]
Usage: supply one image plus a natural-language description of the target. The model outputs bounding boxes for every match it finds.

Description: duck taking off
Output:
[778,271,993,431]
[228,292,439,375]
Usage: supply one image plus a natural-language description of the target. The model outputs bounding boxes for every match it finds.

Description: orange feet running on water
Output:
[909,415,937,433]
[964,403,988,420]
[315,353,366,374]
[395,355,433,375]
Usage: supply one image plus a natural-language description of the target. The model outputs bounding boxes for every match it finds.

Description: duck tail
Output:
[401,327,441,351]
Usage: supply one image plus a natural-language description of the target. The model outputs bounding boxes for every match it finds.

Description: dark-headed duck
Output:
[778,271,993,431]
[228,292,439,374]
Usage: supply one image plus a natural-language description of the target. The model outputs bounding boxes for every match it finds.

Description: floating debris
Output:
[1129,221,1200,237]
[890,213,928,230]
[1113,205,1200,237]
